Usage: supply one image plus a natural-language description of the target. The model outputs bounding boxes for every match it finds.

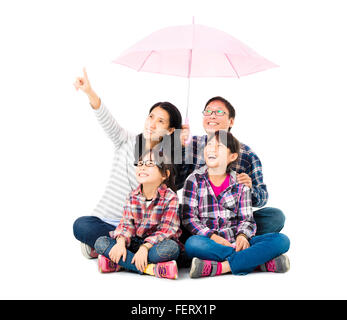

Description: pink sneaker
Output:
[153,261,178,279]
[259,254,290,273]
[98,255,122,273]
[189,258,221,278]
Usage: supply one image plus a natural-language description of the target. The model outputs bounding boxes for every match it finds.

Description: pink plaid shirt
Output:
[113,184,182,247]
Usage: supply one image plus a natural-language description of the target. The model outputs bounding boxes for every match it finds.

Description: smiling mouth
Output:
[207,122,219,126]
[138,172,149,177]
[207,154,217,160]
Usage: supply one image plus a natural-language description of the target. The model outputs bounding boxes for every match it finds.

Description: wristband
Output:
[140,244,149,251]
[237,233,248,240]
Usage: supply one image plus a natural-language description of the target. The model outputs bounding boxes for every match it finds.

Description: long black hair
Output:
[149,102,182,130]
[207,130,240,173]
[134,101,182,163]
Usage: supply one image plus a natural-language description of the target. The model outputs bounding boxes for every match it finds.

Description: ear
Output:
[167,127,175,135]
[228,117,234,129]
[228,152,238,164]
[162,169,170,182]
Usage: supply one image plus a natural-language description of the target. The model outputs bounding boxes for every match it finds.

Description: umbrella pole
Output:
[184,77,192,144]
[185,75,191,121]
[184,19,195,144]
[185,45,193,123]
[184,58,192,144]
[185,19,195,124]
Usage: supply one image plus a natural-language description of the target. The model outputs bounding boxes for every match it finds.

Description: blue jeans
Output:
[253,207,285,235]
[179,206,285,244]
[177,206,285,267]
[94,236,180,274]
[73,216,116,248]
[185,233,290,275]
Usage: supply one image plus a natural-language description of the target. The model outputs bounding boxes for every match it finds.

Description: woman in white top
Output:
[72,69,184,258]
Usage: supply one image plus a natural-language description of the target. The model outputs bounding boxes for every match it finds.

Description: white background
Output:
[0,0,346,299]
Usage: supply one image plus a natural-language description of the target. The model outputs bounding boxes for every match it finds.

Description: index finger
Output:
[83,67,89,81]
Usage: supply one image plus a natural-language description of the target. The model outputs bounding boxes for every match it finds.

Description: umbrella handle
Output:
[184,117,192,145]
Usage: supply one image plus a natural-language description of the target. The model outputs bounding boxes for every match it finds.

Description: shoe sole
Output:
[98,255,104,273]
[167,260,178,280]
[80,242,97,259]
[189,257,199,278]
[80,242,93,259]
[172,260,178,280]
[280,254,290,273]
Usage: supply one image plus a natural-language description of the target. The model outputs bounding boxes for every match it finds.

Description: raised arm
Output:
[74,68,101,110]
[74,68,130,148]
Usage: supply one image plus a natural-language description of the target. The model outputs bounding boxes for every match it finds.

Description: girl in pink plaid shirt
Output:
[95,150,182,279]
[183,131,290,277]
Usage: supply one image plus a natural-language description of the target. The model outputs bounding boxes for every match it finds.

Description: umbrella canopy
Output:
[113,20,278,139]
[113,22,278,79]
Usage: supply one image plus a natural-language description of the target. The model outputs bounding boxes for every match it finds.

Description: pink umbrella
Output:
[113,19,278,124]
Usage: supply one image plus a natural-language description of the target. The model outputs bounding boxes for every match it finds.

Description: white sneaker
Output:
[80,242,98,259]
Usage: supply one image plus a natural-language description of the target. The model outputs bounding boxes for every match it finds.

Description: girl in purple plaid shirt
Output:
[94,150,182,279]
[182,131,290,277]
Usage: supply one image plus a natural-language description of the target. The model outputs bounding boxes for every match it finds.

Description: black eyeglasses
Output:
[202,109,227,117]
[134,160,162,168]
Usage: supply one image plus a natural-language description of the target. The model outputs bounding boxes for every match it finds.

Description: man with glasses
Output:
[179,96,285,241]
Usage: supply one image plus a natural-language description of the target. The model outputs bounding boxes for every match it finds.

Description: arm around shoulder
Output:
[237,185,257,239]
[242,144,269,207]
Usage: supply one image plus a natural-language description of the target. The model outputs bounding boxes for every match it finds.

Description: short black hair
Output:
[204,96,235,119]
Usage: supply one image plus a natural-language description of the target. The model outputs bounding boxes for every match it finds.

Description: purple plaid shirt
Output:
[177,135,268,207]
[182,166,256,243]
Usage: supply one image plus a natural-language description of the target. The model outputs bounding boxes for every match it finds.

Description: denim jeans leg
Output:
[73,216,116,248]
[184,235,235,261]
[253,207,285,235]
[94,236,142,274]
[185,234,290,276]
[226,233,290,275]
[148,239,180,263]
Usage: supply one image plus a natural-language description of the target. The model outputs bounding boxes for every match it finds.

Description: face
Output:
[135,153,166,186]
[204,136,237,173]
[202,100,234,133]
[143,107,175,141]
